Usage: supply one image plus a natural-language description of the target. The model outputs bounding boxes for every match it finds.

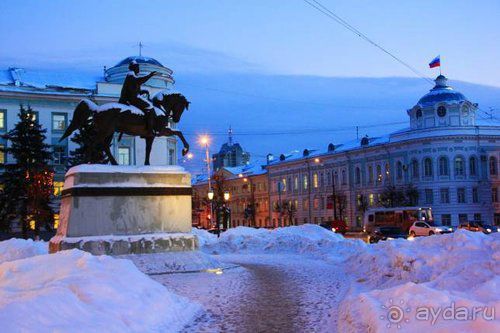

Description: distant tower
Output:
[212,127,251,171]
[228,125,233,146]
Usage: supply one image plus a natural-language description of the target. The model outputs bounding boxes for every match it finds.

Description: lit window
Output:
[0,144,5,164]
[376,165,382,183]
[313,173,318,188]
[54,214,60,229]
[118,147,131,165]
[0,110,5,130]
[303,175,308,190]
[368,194,374,206]
[282,178,287,192]
[294,176,298,190]
[52,113,67,131]
[53,181,64,196]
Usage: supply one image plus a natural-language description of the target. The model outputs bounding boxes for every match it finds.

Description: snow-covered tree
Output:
[68,120,108,167]
[0,105,54,238]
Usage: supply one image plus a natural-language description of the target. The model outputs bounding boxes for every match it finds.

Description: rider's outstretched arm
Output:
[137,71,156,85]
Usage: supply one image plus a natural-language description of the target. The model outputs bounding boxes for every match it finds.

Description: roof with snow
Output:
[417,75,468,107]
[114,56,164,68]
[0,67,101,93]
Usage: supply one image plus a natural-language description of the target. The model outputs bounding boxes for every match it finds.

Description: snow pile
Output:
[339,230,500,332]
[0,238,47,264]
[198,224,364,259]
[0,248,200,332]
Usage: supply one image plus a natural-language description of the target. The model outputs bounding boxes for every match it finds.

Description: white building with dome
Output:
[266,75,500,228]
[0,55,179,192]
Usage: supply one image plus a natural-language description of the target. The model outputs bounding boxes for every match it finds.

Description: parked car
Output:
[409,221,453,237]
[481,224,500,234]
[320,220,348,234]
[368,226,408,243]
[459,221,499,234]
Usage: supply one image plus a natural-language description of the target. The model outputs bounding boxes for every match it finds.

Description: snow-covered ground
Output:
[0,225,498,332]
[0,240,200,332]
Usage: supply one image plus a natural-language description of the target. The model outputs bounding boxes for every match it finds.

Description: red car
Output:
[320,220,348,234]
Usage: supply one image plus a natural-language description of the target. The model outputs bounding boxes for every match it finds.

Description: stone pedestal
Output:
[49,165,197,255]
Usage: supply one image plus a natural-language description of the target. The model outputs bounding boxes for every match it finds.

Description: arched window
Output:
[411,159,419,179]
[469,156,477,176]
[396,161,403,180]
[439,156,449,176]
[376,165,382,183]
[368,166,373,183]
[341,169,347,185]
[490,156,498,176]
[454,156,465,176]
[355,167,361,184]
[423,157,433,177]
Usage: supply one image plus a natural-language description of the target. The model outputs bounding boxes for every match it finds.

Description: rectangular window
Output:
[168,149,175,165]
[294,176,299,191]
[368,193,374,206]
[118,147,131,165]
[457,188,466,204]
[368,166,373,183]
[472,187,479,203]
[441,214,451,226]
[0,110,5,130]
[458,214,468,224]
[302,199,309,211]
[474,213,482,222]
[53,145,67,165]
[313,173,318,188]
[303,175,308,190]
[493,187,498,203]
[52,113,67,132]
[53,181,64,196]
[424,189,433,204]
[0,144,5,164]
[440,188,450,204]
[313,197,319,209]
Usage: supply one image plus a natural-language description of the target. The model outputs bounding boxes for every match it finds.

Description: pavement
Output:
[153,254,348,333]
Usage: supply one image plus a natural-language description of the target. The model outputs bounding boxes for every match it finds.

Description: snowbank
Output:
[196,224,364,260]
[339,230,500,332]
[0,247,200,332]
[0,238,47,264]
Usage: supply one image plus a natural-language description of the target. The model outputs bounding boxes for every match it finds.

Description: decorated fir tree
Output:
[0,105,54,238]
[68,120,108,167]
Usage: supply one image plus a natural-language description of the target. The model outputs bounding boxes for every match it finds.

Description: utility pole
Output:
[332,170,338,220]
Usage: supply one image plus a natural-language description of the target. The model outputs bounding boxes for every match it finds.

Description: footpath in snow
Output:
[0,224,498,332]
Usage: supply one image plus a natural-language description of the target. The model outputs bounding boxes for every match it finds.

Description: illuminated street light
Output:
[208,189,214,201]
[199,135,210,146]
[186,152,194,159]
[223,191,230,201]
[314,157,320,163]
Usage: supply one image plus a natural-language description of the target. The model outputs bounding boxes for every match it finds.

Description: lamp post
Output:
[332,170,338,220]
[217,190,230,238]
[199,135,212,229]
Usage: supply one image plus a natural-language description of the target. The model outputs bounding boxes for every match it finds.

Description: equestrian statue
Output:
[60,60,190,165]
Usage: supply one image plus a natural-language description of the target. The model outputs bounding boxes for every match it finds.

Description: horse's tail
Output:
[59,99,95,142]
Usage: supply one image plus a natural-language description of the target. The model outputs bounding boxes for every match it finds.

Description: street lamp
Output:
[207,188,214,230]
[208,189,214,201]
[199,135,212,229]
[224,191,230,202]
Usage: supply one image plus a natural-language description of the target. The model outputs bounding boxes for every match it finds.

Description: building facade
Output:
[0,55,179,189]
[192,164,269,229]
[193,75,500,230]
[266,75,500,228]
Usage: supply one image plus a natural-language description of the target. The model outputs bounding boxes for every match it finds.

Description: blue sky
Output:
[1,0,499,86]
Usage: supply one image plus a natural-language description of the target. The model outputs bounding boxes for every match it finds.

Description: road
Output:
[153,254,347,333]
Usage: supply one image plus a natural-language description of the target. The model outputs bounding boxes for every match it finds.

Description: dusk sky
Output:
[1,0,500,87]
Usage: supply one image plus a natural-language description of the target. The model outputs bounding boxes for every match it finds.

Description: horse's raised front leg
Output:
[172,130,190,156]
[144,137,153,165]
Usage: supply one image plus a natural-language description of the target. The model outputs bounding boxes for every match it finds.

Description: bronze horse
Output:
[60,93,190,165]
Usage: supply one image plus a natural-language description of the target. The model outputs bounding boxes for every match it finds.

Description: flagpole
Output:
[439,55,442,75]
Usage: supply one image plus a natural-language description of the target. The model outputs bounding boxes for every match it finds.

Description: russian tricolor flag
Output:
[429,55,440,68]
